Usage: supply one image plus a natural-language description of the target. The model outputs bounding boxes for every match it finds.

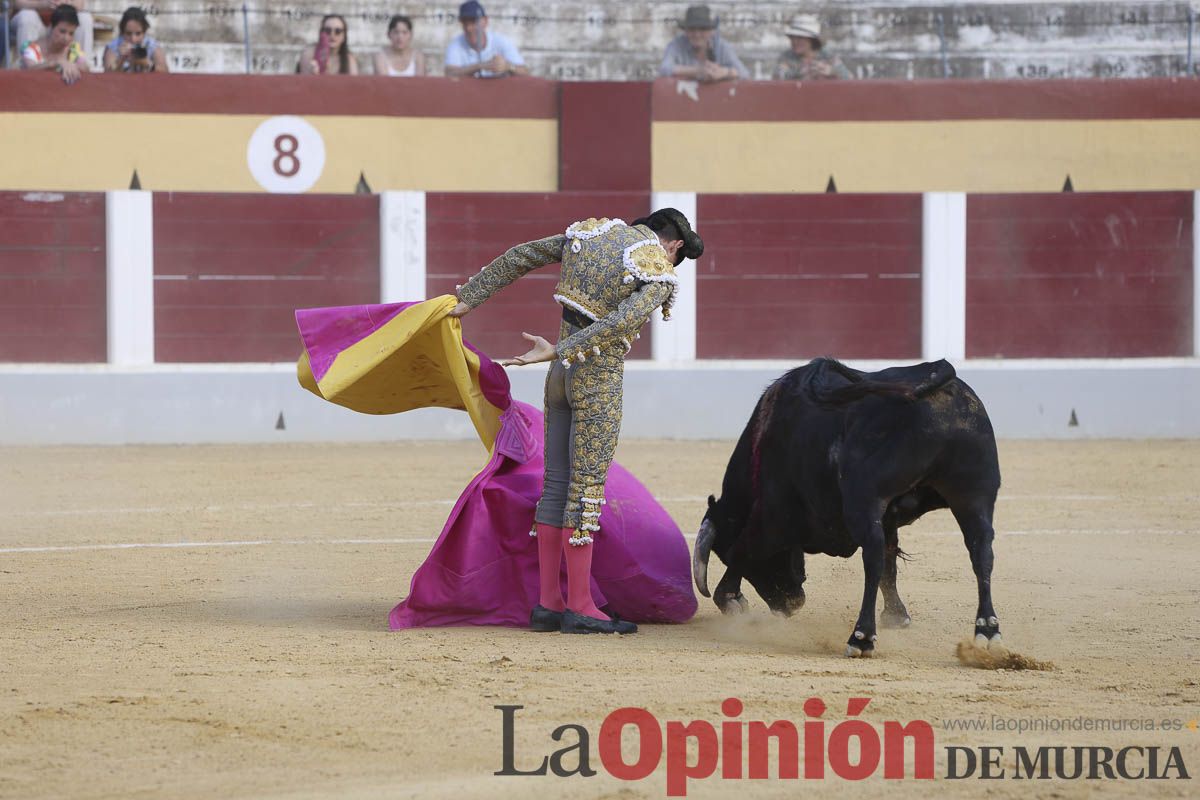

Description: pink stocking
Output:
[536,523,565,612]
[564,535,606,620]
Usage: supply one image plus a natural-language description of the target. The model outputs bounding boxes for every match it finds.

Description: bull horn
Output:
[692,519,716,598]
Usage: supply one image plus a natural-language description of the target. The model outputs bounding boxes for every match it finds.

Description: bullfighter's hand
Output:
[448,302,471,318]
[498,332,555,367]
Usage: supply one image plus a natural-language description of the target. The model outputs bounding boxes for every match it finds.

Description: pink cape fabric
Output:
[294,300,697,628]
[389,399,698,628]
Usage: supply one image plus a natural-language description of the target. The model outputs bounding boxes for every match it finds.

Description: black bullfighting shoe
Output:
[560,609,638,635]
[529,604,564,632]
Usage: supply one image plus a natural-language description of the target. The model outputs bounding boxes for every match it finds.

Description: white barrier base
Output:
[1,359,1197,444]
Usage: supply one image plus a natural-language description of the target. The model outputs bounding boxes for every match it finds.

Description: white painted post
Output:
[105,191,155,365]
[649,191,698,362]
[1194,190,1199,357]
[921,192,967,361]
[380,191,426,303]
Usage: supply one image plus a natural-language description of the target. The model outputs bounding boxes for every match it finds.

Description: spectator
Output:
[19,3,87,84]
[11,0,94,63]
[444,0,527,78]
[775,13,850,80]
[103,7,167,73]
[374,14,426,76]
[658,4,747,83]
[297,14,358,75]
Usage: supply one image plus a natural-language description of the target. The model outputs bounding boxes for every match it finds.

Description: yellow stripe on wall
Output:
[0,114,557,193]
[653,119,1200,193]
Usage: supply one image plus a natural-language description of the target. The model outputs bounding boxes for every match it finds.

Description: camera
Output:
[132,45,148,59]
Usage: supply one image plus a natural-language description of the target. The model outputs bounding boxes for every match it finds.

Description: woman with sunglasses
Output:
[297,14,358,75]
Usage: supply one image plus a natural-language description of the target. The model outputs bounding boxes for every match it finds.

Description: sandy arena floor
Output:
[1,439,1198,799]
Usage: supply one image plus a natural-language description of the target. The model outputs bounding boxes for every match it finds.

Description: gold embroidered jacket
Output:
[456,218,678,362]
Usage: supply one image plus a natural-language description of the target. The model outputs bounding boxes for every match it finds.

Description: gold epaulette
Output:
[622,238,679,320]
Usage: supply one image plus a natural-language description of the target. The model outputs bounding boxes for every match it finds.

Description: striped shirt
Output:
[21,40,84,67]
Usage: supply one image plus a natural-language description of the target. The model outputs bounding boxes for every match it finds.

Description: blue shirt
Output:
[658,33,748,78]
[444,30,524,78]
[104,36,161,72]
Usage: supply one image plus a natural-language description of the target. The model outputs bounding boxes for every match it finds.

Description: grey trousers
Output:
[532,324,625,537]
[534,358,573,527]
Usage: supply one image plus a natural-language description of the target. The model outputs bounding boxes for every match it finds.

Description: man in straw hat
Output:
[659,4,748,82]
[775,12,850,80]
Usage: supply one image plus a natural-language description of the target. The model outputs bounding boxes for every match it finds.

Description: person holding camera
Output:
[103,7,167,73]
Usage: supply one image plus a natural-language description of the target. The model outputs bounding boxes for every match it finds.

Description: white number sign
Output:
[247,116,326,193]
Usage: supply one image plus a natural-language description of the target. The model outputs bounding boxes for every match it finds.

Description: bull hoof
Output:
[973,615,1001,647]
[716,592,749,615]
[845,630,877,658]
[972,631,1006,652]
[880,607,912,629]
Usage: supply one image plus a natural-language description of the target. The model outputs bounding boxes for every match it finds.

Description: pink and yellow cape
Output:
[295,296,697,628]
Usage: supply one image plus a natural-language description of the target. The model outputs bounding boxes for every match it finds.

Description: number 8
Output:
[273,134,301,177]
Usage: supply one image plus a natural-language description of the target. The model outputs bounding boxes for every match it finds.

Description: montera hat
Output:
[679,5,719,30]
[633,208,704,264]
[784,13,823,46]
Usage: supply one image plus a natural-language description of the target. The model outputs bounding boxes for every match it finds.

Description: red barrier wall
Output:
[560,82,651,192]
[153,193,379,362]
[426,192,654,361]
[695,194,923,359]
[651,77,1200,122]
[0,192,106,362]
[966,193,1194,358]
[3,189,1194,364]
[0,73,559,119]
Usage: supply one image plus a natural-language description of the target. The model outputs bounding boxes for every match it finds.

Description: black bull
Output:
[693,358,1003,657]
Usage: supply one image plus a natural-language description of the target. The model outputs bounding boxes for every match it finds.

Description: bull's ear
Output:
[707,494,717,509]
